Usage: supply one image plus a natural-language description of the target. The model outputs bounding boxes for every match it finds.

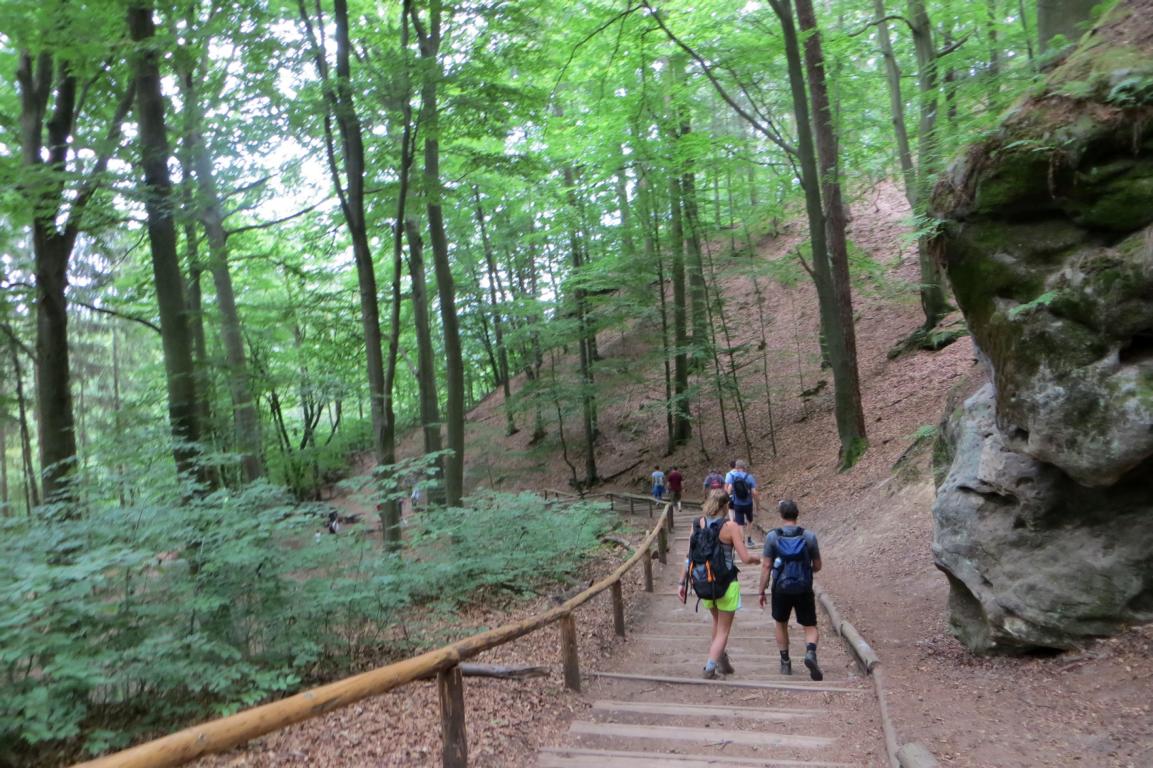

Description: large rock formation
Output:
[931,2,1153,652]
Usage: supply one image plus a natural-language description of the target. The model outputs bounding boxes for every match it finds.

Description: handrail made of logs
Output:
[74,503,673,768]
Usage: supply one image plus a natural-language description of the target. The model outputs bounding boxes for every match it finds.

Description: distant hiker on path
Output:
[667,466,684,510]
[725,459,759,547]
[650,466,666,501]
[702,468,724,494]
[759,499,823,681]
[679,490,761,679]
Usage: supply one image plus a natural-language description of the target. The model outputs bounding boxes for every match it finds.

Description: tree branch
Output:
[72,300,162,334]
[639,1,798,158]
[846,14,917,38]
[0,323,36,362]
[225,199,330,238]
[938,31,973,58]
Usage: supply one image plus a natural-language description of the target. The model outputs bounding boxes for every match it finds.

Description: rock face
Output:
[931,3,1153,651]
[933,385,1153,652]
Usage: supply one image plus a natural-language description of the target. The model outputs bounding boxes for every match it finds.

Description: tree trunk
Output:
[298,0,391,471]
[637,172,675,454]
[667,175,692,447]
[474,188,517,435]
[33,234,76,500]
[0,420,8,513]
[662,65,693,448]
[181,65,264,483]
[17,50,132,501]
[404,219,445,464]
[770,0,866,467]
[667,57,709,370]
[128,4,204,481]
[872,0,916,206]
[380,3,417,546]
[795,0,867,467]
[1037,0,1096,52]
[8,341,40,512]
[908,0,952,330]
[562,162,599,487]
[413,0,465,506]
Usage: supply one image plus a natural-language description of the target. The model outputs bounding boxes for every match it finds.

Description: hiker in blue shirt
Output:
[724,459,759,547]
[650,466,666,501]
[758,499,823,680]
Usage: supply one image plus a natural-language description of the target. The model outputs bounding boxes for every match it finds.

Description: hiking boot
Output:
[779,658,792,675]
[702,666,718,680]
[718,653,735,675]
[804,649,824,681]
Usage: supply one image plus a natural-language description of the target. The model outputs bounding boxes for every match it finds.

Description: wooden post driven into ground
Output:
[657,526,668,564]
[438,666,468,768]
[560,613,581,692]
[642,551,654,592]
[611,581,626,637]
[73,501,674,768]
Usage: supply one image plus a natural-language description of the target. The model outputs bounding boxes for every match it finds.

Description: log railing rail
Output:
[75,501,674,768]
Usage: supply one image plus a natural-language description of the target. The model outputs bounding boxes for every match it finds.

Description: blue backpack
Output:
[772,528,813,595]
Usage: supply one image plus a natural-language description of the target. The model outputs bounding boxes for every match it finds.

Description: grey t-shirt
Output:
[762,525,820,569]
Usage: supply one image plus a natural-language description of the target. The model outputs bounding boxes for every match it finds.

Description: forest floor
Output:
[202,182,1152,767]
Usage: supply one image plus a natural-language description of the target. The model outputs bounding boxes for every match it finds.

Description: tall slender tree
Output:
[16,6,134,500]
[128,3,204,481]
[411,0,465,506]
[297,0,390,469]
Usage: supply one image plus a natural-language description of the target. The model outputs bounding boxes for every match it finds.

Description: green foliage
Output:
[0,486,612,760]
[910,424,939,442]
[1008,290,1059,319]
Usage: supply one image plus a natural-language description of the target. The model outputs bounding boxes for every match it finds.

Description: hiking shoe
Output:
[718,653,735,675]
[804,650,824,681]
[702,666,718,680]
[779,658,792,675]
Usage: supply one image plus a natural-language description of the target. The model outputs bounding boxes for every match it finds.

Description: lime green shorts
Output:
[701,579,741,612]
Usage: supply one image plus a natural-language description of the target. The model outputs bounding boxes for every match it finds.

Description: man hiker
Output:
[725,459,758,546]
[758,499,823,681]
[650,466,666,501]
[667,466,684,510]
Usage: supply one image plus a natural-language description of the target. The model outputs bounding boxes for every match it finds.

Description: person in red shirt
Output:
[667,466,684,511]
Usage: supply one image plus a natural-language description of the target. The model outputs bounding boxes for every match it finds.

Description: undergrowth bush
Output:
[0,484,613,764]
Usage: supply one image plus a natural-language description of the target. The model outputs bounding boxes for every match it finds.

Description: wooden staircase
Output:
[537,505,886,767]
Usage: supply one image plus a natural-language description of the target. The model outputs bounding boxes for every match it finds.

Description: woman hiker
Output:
[678,489,761,679]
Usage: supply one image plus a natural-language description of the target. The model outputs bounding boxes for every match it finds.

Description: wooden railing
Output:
[75,501,675,768]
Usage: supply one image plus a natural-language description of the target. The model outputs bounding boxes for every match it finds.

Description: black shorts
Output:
[732,505,754,525]
[770,590,817,626]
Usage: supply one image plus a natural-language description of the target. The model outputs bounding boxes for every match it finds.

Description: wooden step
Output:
[539,746,855,767]
[569,721,834,748]
[586,671,857,693]
[590,700,821,722]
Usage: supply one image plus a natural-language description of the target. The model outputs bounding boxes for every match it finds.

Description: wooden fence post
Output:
[657,526,667,564]
[611,581,625,637]
[642,550,654,592]
[609,494,615,512]
[437,665,468,768]
[628,497,635,515]
[666,507,674,531]
[560,613,581,692]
